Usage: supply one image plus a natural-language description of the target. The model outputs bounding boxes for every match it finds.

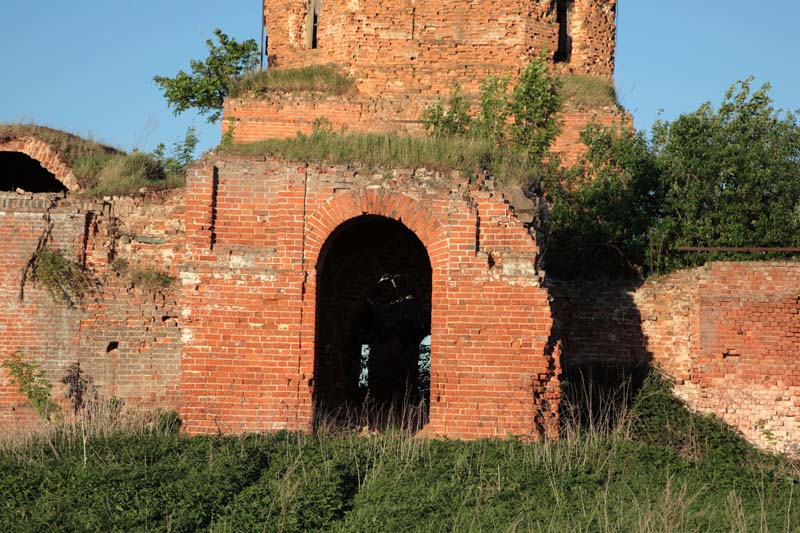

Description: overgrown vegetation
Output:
[0,124,120,171]
[230,65,355,98]
[559,74,619,108]
[0,123,193,195]
[1,350,60,422]
[28,247,89,307]
[541,78,800,278]
[79,126,198,195]
[0,374,796,531]
[111,258,175,291]
[154,29,259,123]
[422,56,563,164]
[221,130,550,186]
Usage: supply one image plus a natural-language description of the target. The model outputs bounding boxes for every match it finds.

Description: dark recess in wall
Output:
[0,152,66,193]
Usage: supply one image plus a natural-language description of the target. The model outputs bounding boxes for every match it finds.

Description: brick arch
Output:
[305,189,448,272]
[0,136,80,192]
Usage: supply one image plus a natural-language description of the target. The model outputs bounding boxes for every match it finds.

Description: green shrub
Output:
[29,247,88,307]
[420,56,563,163]
[153,125,199,178]
[1,350,60,422]
[511,57,563,161]
[473,75,512,144]
[85,153,185,197]
[421,85,473,138]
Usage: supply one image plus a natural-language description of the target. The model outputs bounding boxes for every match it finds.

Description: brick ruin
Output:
[553,263,800,454]
[0,190,184,429]
[0,0,798,453]
[224,0,629,165]
[180,156,556,437]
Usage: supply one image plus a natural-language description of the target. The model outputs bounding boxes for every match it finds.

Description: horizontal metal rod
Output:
[675,246,800,253]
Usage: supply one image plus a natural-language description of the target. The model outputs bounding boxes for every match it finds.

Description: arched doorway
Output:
[0,151,67,193]
[314,215,432,431]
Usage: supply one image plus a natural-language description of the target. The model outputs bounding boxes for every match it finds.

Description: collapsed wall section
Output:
[0,192,184,430]
[181,155,558,438]
[555,262,800,455]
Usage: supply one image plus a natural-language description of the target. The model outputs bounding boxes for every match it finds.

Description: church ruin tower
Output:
[262,0,618,96]
[224,0,626,163]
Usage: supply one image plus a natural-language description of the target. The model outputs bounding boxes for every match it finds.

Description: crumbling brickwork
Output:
[556,262,800,455]
[223,95,629,166]
[224,1,624,165]
[265,0,617,95]
[180,155,558,439]
[0,192,184,430]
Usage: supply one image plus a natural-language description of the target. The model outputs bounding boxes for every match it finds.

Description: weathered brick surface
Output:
[265,0,617,95]
[223,95,629,167]
[180,155,558,438]
[0,191,184,431]
[224,1,625,166]
[556,263,800,455]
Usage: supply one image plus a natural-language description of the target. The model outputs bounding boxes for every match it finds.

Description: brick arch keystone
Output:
[0,136,81,192]
[305,189,448,271]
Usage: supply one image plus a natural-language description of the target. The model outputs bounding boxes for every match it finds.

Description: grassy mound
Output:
[221,131,549,186]
[230,65,355,98]
[560,74,619,108]
[0,124,186,194]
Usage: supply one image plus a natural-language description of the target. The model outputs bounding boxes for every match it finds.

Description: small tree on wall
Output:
[421,54,563,163]
[154,29,259,123]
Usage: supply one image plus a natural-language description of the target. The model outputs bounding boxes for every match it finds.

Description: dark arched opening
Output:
[314,215,432,431]
[0,152,67,193]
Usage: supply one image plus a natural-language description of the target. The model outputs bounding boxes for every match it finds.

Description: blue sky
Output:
[0,1,797,155]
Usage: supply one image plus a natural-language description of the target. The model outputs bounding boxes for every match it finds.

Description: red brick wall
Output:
[265,0,617,96]
[223,95,630,167]
[181,155,558,439]
[0,191,184,431]
[557,262,800,455]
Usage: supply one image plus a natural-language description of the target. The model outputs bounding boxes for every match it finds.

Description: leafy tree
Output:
[541,124,661,279]
[154,29,259,123]
[511,57,563,161]
[649,78,800,271]
[540,78,800,278]
[420,56,562,163]
[473,75,512,145]
[153,125,200,176]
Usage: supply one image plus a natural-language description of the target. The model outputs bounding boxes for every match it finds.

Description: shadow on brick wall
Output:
[547,277,651,428]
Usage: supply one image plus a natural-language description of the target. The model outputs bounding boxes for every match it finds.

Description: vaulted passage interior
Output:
[0,152,66,193]
[314,215,432,430]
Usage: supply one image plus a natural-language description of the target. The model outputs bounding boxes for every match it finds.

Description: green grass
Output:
[0,374,796,532]
[230,65,355,98]
[80,152,185,197]
[0,124,120,168]
[221,131,550,186]
[560,74,619,108]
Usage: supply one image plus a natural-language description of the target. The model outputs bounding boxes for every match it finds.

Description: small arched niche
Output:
[0,151,67,193]
[314,215,432,431]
